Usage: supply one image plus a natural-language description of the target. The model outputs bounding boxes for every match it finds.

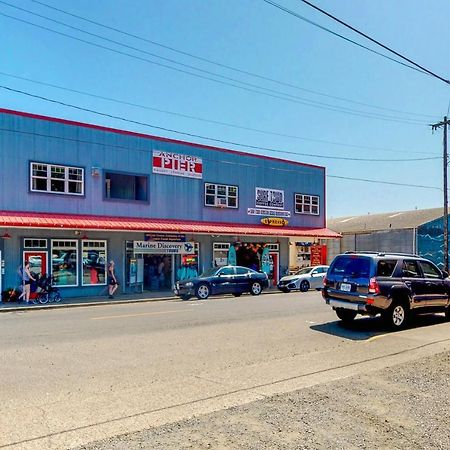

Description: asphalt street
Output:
[1,291,449,449]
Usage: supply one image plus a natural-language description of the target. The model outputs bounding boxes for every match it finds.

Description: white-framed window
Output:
[82,240,107,286]
[295,194,320,215]
[24,239,47,249]
[30,162,84,195]
[213,242,230,267]
[51,240,78,287]
[205,183,238,208]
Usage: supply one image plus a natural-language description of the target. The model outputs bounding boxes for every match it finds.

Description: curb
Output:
[0,289,283,312]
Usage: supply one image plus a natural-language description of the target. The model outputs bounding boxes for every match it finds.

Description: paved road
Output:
[1,291,449,449]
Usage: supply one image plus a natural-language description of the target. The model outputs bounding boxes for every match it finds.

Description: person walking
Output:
[107,260,119,299]
[22,261,36,304]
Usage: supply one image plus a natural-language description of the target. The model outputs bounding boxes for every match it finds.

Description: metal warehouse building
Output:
[0,108,339,298]
[326,207,445,266]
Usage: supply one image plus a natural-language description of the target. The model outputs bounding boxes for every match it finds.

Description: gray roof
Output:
[327,207,443,233]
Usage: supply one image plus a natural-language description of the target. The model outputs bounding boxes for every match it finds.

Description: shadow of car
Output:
[174,265,269,300]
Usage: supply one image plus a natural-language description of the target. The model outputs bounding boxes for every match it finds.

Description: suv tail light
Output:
[323,276,327,286]
[368,277,380,294]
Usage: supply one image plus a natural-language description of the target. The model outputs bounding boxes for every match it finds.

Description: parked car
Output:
[322,251,450,329]
[174,265,269,300]
[277,265,329,293]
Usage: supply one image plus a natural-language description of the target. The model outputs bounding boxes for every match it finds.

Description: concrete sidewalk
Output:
[0,288,282,312]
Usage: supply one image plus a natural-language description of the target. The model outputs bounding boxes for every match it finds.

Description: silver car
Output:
[277,265,329,293]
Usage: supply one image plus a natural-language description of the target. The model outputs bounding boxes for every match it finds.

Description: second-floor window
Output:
[30,162,84,195]
[105,172,148,201]
[295,193,320,215]
[204,183,238,208]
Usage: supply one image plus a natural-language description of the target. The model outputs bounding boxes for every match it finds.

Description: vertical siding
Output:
[1,112,325,228]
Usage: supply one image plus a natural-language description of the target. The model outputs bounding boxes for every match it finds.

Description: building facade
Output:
[0,108,338,298]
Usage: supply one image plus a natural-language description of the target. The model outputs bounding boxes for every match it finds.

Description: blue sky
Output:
[1,0,449,218]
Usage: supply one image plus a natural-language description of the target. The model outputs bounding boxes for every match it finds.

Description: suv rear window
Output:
[377,260,397,277]
[330,256,371,278]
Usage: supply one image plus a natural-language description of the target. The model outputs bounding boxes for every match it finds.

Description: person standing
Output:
[107,260,119,299]
[22,261,36,305]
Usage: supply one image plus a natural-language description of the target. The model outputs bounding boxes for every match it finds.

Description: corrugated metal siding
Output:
[0,113,325,228]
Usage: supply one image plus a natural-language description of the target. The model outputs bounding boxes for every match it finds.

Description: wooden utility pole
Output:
[432,116,450,271]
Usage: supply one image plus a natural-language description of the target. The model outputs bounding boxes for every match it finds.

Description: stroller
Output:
[34,274,62,304]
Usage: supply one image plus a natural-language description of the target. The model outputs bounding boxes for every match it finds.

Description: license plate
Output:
[340,283,352,292]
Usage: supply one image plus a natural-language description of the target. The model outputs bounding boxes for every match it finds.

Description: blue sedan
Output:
[174,266,269,300]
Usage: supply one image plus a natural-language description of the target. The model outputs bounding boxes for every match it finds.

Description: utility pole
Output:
[432,116,450,271]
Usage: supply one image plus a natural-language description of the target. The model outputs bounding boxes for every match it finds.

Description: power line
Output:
[328,175,441,191]
[297,0,450,85]
[0,9,428,125]
[0,71,438,156]
[0,127,442,192]
[0,84,440,163]
[27,0,437,120]
[262,0,433,79]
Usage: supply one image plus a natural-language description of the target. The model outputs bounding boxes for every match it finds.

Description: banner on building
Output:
[133,241,196,254]
[255,187,284,210]
[145,233,186,242]
[152,151,203,179]
[247,208,291,218]
[311,244,327,266]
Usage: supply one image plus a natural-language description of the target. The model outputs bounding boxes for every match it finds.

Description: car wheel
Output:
[250,282,262,296]
[299,280,310,292]
[232,292,242,297]
[195,283,210,300]
[383,301,409,330]
[335,308,357,324]
[180,295,191,301]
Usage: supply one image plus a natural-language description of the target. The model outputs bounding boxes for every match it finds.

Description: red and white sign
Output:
[152,151,203,179]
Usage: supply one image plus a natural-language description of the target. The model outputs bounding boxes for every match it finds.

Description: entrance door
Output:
[269,252,279,287]
[23,251,48,276]
[23,251,48,300]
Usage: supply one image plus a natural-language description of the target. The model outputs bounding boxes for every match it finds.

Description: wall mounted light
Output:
[1,231,11,239]
[81,233,89,240]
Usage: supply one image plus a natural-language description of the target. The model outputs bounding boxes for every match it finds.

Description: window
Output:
[213,243,230,267]
[218,267,235,276]
[295,194,320,215]
[105,172,148,201]
[51,240,78,286]
[236,267,250,275]
[330,256,371,277]
[82,240,107,286]
[24,239,47,249]
[30,162,84,195]
[419,261,441,279]
[204,183,238,208]
[377,260,397,277]
[402,260,421,278]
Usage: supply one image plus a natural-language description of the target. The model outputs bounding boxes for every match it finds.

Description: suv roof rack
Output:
[343,251,420,258]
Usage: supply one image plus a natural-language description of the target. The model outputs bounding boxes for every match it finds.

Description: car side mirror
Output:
[442,270,448,279]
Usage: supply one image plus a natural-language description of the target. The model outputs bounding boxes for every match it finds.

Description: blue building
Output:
[0,108,338,298]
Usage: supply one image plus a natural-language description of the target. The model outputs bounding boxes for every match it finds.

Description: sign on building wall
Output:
[145,233,186,242]
[133,241,196,254]
[247,208,291,218]
[261,217,289,226]
[255,187,284,210]
[152,151,203,179]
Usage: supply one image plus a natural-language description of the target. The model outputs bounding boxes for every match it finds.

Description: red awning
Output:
[0,211,340,238]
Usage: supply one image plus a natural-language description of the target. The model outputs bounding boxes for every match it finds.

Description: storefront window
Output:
[51,240,78,286]
[213,243,230,267]
[82,240,107,286]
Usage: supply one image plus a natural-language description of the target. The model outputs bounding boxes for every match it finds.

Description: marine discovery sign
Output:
[133,241,196,254]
